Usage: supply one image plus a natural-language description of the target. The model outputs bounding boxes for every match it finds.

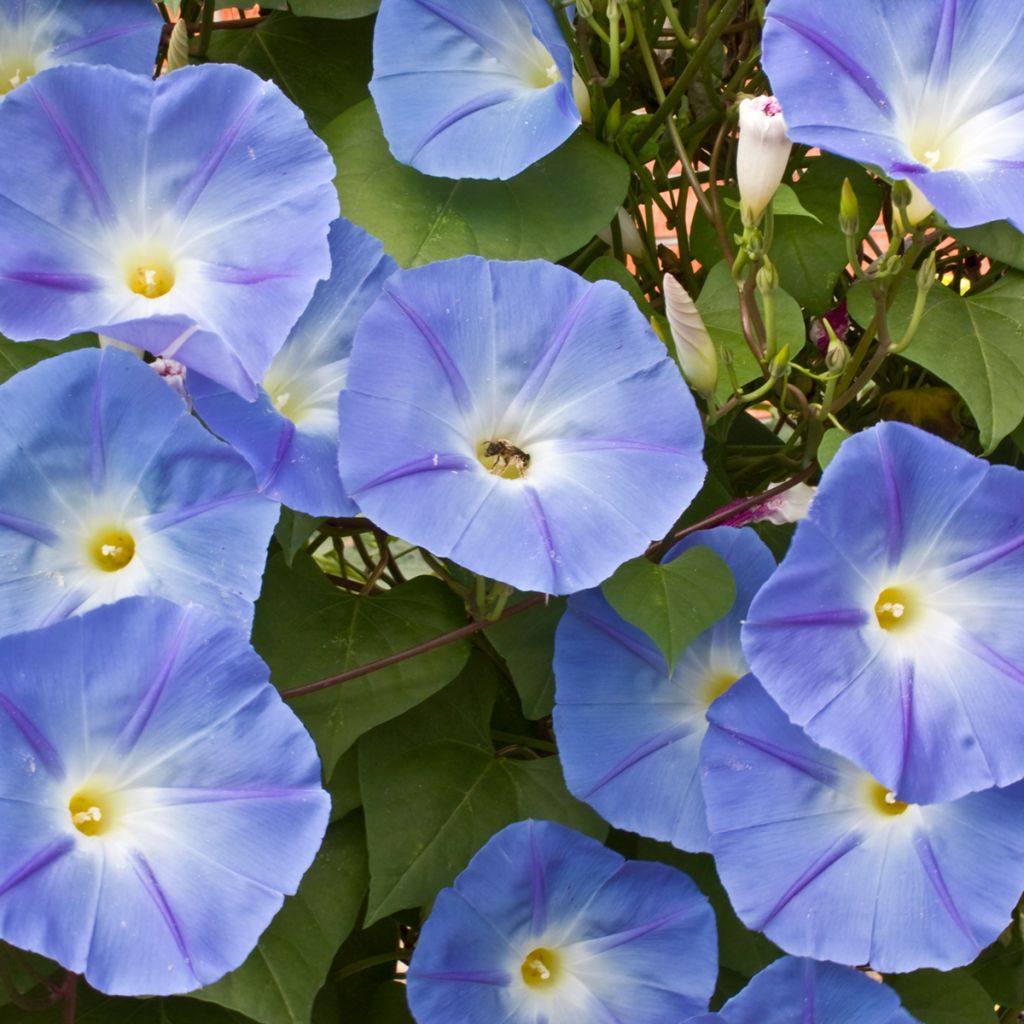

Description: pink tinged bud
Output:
[718,482,815,528]
[663,274,718,397]
[151,356,188,401]
[737,95,792,226]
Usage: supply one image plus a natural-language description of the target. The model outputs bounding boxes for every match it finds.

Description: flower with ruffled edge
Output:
[406,819,717,1024]
[0,62,338,399]
[700,676,1024,972]
[190,218,396,517]
[0,347,278,637]
[0,0,161,95]
[552,527,774,852]
[763,0,1024,228]
[370,0,580,180]
[743,420,1024,805]
[689,956,919,1024]
[337,257,706,595]
[0,596,329,995]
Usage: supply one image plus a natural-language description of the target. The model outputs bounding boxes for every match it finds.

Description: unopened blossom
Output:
[717,482,815,528]
[737,95,792,226]
[663,274,719,397]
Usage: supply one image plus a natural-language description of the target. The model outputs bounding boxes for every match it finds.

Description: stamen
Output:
[520,947,560,987]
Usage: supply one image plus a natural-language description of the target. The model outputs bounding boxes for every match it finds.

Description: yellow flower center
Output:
[520,947,560,988]
[87,527,136,573]
[701,670,740,707]
[477,438,531,480]
[0,52,36,94]
[127,262,175,299]
[68,783,121,837]
[874,586,917,632]
[865,779,910,817]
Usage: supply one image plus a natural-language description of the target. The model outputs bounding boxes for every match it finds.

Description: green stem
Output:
[492,731,558,754]
[334,951,404,981]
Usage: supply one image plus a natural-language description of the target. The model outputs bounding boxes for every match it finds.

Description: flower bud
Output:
[598,207,646,258]
[737,95,792,227]
[892,179,934,232]
[663,274,718,398]
[718,482,815,528]
[572,68,592,124]
[824,330,849,374]
[756,256,779,295]
[839,177,859,237]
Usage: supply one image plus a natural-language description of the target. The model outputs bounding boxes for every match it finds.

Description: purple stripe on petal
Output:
[582,723,693,799]
[923,0,958,95]
[352,453,475,494]
[0,692,65,779]
[143,491,256,532]
[522,485,559,581]
[768,13,891,110]
[511,290,593,412]
[940,530,1024,581]
[202,265,301,286]
[716,725,840,787]
[385,289,475,417]
[131,786,317,807]
[0,510,58,545]
[27,83,116,225]
[1,271,100,292]
[876,429,903,566]
[90,362,106,495]
[890,161,932,174]
[756,828,863,930]
[259,419,297,494]
[950,627,1024,691]
[528,823,548,936]
[407,0,511,57]
[50,22,159,58]
[802,958,816,1024]
[897,658,914,794]
[113,611,191,758]
[579,903,691,955]
[568,605,665,674]
[128,849,198,980]
[549,438,691,456]
[912,831,978,947]
[748,610,868,628]
[412,90,517,161]
[415,969,512,986]
[0,836,74,898]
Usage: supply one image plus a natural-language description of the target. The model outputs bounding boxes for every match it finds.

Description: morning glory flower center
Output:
[701,670,740,707]
[124,248,176,300]
[477,438,531,480]
[520,946,561,987]
[521,33,562,90]
[864,778,910,818]
[874,585,918,632]
[68,782,122,837]
[87,527,136,573]
[0,51,37,94]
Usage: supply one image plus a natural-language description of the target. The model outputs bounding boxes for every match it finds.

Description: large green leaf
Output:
[484,596,567,720]
[322,100,630,267]
[602,547,736,668]
[194,816,368,1024]
[888,970,997,1024]
[209,13,373,131]
[849,273,1024,452]
[954,220,1024,271]
[695,260,804,403]
[252,553,472,772]
[261,0,379,14]
[358,659,605,923]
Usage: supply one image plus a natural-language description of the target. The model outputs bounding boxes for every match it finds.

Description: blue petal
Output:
[554,527,774,851]
[701,676,1024,971]
[370,0,579,179]
[763,0,1024,228]
[407,819,717,1024]
[192,218,396,516]
[716,956,919,1024]
[339,258,705,594]
[0,598,328,995]
[0,347,278,636]
[0,63,338,399]
[743,421,1024,803]
[2,1,161,82]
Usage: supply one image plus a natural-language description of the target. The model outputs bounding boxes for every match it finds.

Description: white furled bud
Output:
[737,95,792,227]
[663,274,718,398]
[571,68,592,124]
[598,207,646,258]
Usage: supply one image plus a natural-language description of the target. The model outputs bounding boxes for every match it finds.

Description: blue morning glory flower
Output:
[763,0,1024,228]
[406,819,718,1024]
[701,676,1024,972]
[337,257,706,595]
[553,527,774,851]
[0,597,329,995]
[190,219,396,517]
[0,0,160,94]
[694,956,919,1024]
[0,347,278,637]
[742,421,1024,805]
[0,62,338,399]
[370,0,580,179]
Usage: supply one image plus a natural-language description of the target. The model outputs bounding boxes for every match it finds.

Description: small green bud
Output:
[603,99,622,142]
[770,343,790,380]
[916,250,937,294]
[756,256,779,295]
[839,177,859,237]
[824,322,849,373]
